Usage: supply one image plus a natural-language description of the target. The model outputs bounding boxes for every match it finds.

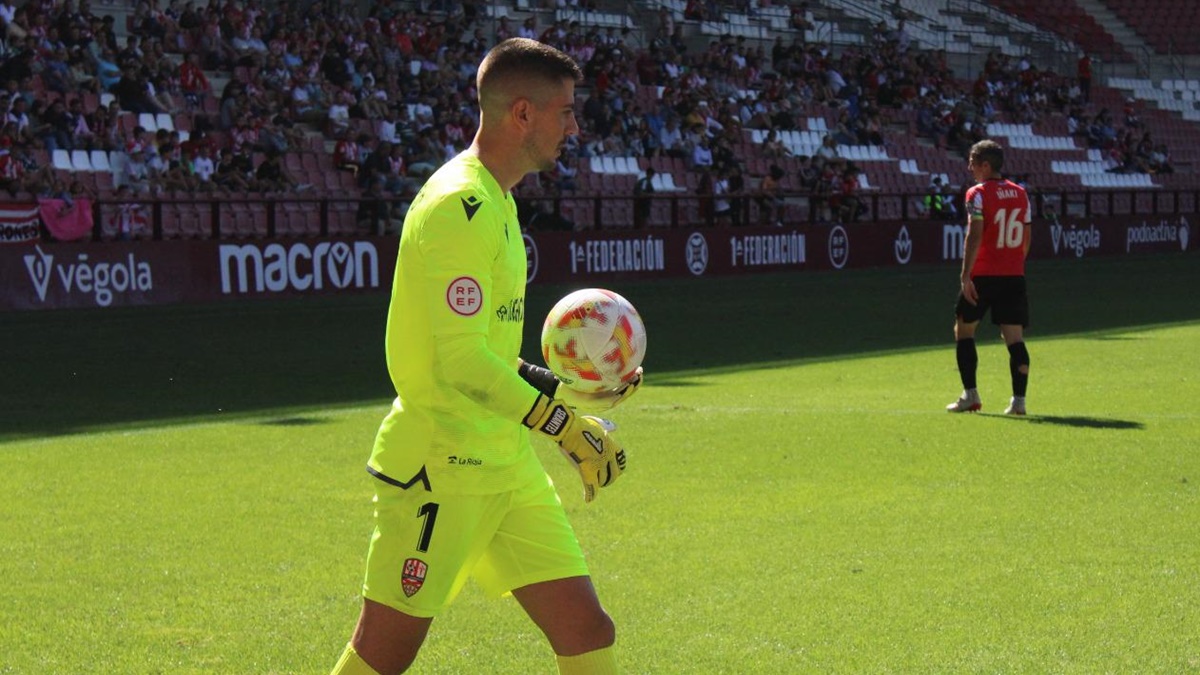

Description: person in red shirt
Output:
[1077,54,1092,103]
[947,139,1033,416]
[179,52,211,110]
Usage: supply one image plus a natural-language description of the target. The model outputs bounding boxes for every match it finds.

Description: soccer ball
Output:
[541,288,647,394]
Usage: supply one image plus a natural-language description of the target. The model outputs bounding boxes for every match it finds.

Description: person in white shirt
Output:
[658,117,684,158]
[691,137,713,168]
[192,146,215,185]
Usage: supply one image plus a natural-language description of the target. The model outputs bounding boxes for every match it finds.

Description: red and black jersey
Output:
[966,178,1031,277]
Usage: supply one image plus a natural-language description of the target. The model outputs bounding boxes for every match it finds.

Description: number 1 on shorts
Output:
[416,502,439,553]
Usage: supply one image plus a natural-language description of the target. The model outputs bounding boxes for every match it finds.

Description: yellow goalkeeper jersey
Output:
[368,153,544,495]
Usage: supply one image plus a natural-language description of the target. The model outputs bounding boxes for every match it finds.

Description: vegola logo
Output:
[1050,222,1101,257]
[23,245,154,307]
[23,246,54,301]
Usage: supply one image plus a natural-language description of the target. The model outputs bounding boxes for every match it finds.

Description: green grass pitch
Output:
[1,254,1198,673]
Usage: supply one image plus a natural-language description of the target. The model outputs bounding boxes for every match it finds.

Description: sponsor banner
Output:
[1125,216,1190,254]
[1,238,398,311]
[215,240,385,296]
[0,203,41,245]
[939,214,1193,262]
[1,216,1193,311]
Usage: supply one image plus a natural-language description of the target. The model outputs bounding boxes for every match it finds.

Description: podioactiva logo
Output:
[219,241,379,294]
[23,245,153,307]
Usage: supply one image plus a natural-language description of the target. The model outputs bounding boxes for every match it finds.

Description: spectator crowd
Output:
[0,0,1182,232]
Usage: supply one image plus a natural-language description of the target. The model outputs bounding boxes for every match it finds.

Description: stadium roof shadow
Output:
[2,253,1196,441]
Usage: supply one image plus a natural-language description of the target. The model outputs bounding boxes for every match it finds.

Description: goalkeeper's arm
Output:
[516,358,643,412]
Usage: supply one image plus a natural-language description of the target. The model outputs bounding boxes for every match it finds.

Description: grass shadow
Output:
[993,414,1146,430]
[259,416,330,427]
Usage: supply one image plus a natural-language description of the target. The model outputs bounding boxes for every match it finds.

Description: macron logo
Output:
[461,195,482,221]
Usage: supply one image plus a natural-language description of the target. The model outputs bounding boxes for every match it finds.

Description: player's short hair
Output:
[969,139,1005,173]
[477,38,582,112]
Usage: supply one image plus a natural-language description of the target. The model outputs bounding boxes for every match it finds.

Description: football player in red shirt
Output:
[947,139,1033,415]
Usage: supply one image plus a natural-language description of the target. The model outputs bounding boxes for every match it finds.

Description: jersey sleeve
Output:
[966,186,984,220]
[417,191,540,423]
[417,190,503,338]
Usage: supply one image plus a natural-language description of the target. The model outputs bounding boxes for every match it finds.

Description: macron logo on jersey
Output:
[461,195,482,221]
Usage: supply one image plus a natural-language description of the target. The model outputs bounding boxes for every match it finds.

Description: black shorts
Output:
[955,275,1030,327]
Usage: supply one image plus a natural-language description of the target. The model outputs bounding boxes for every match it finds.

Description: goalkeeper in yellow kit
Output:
[329,38,641,675]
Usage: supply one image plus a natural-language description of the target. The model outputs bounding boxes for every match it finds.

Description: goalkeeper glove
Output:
[524,395,627,503]
[517,359,643,412]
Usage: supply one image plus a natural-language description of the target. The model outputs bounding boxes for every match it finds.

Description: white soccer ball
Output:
[541,288,647,394]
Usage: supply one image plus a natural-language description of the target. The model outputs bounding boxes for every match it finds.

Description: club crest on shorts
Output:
[402,558,428,597]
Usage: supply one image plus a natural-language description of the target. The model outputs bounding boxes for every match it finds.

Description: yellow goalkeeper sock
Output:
[330,643,379,675]
[556,646,619,674]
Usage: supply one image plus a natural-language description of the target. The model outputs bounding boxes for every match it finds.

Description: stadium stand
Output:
[1098,0,1200,55]
[0,0,1195,238]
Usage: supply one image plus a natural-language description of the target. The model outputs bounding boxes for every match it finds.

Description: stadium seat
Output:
[53,149,74,171]
[71,150,93,171]
[90,150,112,172]
[138,113,158,132]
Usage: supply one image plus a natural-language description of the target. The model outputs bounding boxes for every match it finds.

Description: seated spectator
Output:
[180,53,211,111]
[254,150,301,192]
[658,117,685,159]
[122,146,152,194]
[146,139,195,192]
[35,98,73,154]
[327,87,353,136]
[554,154,578,193]
[191,145,216,190]
[66,98,95,151]
[406,127,443,177]
[213,150,253,191]
[114,65,166,114]
[333,131,362,175]
[816,134,840,162]
[0,135,48,196]
[87,103,120,152]
[762,129,791,159]
[1149,144,1174,174]
[4,96,32,146]
[358,75,390,120]
[691,137,714,169]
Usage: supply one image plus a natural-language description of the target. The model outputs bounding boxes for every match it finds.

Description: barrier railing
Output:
[74,188,1200,242]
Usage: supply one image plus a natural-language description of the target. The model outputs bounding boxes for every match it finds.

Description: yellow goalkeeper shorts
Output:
[362,471,589,618]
